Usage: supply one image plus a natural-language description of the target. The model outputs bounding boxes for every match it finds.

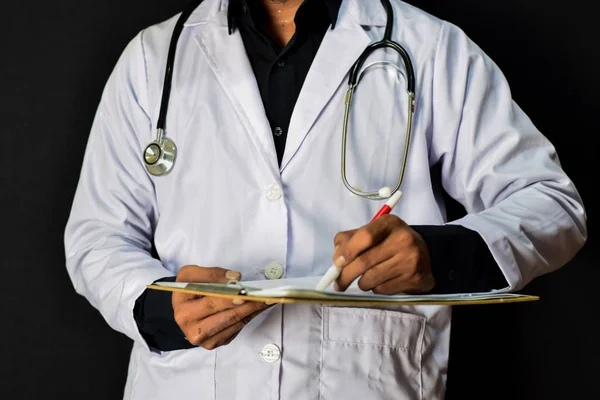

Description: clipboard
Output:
[147,276,539,306]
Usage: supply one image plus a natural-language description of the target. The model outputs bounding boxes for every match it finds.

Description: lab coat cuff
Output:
[118,262,175,353]
[411,224,506,294]
[447,214,521,292]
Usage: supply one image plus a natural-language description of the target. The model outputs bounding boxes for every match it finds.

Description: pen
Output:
[315,190,404,291]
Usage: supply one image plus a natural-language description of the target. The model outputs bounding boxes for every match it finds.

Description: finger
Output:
[332,229,356,264]
[356,253,408,292]
[335,217,397,269]
[174,296,245,328]
[355,234,422,291]
[371,274,429,295]
[333,229,357,248]
[177,265,241,283]
[198,309,265,350]
[184,303,267,346]
[184,301,270,346]
[355,229,432,294]
[335,243,396,291]
[173,266,242,305]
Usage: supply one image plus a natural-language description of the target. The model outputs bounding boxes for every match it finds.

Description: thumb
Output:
[177,265,242,284]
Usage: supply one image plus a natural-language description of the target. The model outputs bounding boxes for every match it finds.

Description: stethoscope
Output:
[143,0,415,201]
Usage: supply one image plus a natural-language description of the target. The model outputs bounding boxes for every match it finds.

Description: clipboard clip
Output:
[179,280,250,296]
[226,279,248,295]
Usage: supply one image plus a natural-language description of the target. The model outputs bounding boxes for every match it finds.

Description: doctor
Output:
[64,0,586,399]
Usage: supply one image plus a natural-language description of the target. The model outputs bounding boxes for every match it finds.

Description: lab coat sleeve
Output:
[64,31,171,349]
[429,22,587,291]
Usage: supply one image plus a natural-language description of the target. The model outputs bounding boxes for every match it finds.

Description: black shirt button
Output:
[448,270,456,281]
[273,127,284,137]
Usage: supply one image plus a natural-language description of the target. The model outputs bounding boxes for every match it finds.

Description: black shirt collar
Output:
[228,0,343,34]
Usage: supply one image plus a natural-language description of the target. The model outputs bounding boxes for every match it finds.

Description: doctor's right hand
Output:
[172,266,271,350]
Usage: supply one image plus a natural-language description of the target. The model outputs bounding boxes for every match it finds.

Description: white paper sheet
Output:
[155,276,526,302]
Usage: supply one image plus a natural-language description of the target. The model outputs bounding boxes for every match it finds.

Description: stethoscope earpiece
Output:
[378,186,392,199]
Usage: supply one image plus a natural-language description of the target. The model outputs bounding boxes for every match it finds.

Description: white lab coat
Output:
[64,0,586,399]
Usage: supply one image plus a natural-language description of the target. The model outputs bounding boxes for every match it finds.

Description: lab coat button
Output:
[265,262,284,280]
[266,183,283,201]
[260,344,281,363]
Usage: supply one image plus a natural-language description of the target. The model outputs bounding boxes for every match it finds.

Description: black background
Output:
[1,0,597,399]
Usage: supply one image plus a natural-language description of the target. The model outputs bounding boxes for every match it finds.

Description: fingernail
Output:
[233,298,246,305]
[265,300,277,306]
[226,270,242,280]
[334,256,346,267]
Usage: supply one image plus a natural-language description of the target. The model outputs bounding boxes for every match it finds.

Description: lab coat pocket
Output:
[321,307,426,400]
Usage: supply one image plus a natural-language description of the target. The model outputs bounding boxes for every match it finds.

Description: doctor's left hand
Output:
[172,266,272,350]
[333,214,435,295]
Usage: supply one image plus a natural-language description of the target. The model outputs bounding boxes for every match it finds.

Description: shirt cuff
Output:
[411,225,508,294]
[133,276,196,352]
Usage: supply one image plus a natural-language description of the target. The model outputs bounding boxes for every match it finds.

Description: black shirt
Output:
[233,0,341,165]
[133,0,507,352]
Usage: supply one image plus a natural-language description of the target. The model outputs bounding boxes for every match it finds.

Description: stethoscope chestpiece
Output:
[143,129,177,176]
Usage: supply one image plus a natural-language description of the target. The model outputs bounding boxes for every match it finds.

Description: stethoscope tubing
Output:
[144,0,416,204]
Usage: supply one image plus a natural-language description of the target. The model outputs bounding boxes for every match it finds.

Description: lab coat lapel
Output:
[192,12,280,176]
[280,3,380,172]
